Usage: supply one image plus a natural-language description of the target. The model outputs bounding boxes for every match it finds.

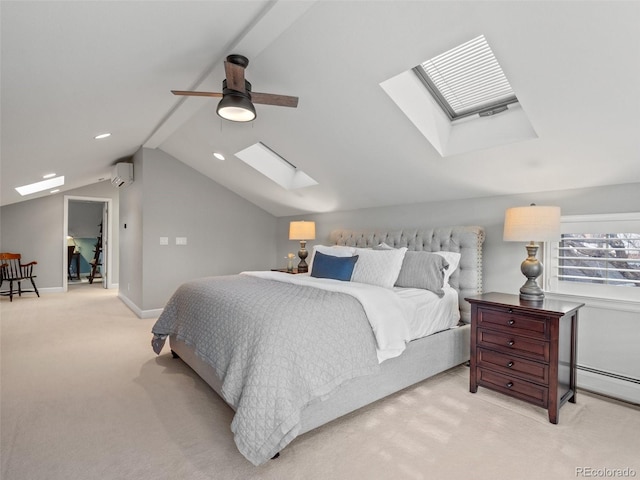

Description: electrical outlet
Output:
[159,237,169,245]
[176,237,187,246]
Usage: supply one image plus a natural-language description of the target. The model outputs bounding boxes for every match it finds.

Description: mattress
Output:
[394,284,460,340]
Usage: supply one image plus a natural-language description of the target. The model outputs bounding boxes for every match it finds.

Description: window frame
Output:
[543,213,640,303]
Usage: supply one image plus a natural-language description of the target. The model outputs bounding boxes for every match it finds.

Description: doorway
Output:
[63,196,113,291]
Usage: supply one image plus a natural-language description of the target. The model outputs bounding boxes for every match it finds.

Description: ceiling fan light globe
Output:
[216,94,256,122]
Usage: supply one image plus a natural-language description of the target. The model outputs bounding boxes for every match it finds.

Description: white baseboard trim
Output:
[577,367,640,405]
[117,292,163,319]
[34,284,121,295]
[36,287,65,294]
[141,308,163,319]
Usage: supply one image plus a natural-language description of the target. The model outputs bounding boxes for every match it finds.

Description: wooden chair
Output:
[0,253,40,302]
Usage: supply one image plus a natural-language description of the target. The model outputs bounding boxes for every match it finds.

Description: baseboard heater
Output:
[578,365,640,384]
[577,364,640,406]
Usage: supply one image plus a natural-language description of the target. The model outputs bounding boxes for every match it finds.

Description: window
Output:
[559,233,640,286]
[413,35,518,120]
[545,213,640,302]
[380,34,535,157]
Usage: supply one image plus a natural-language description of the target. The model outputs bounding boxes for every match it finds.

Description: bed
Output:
[151,225,484,465]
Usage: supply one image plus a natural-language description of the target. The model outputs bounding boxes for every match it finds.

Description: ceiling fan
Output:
[171,54,299,122]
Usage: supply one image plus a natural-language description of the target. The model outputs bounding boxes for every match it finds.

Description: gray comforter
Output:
[151,274,380,465]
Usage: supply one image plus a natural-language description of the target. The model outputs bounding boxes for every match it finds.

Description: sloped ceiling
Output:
[2,1,639,216]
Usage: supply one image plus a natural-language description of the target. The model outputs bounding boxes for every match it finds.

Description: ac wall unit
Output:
[111,163,133,188]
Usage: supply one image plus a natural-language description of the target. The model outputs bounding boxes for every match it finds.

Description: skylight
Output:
[414,35,518,120]
[235,143,318,190]
[15,176,65,196]
[380,36,536,157]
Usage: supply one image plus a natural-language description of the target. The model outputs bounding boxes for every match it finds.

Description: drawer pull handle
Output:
[508,319,515,326]
[507,361,514,368]
[508,308,513,314]
[508,340,515,347]
[506,382,514,389]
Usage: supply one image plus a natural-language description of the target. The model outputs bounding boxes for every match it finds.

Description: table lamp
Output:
[289,221,316,273]
[503,204,561,301]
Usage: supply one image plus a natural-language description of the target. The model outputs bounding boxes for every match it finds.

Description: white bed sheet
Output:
[242,271,459,362]
[393,285,460,340]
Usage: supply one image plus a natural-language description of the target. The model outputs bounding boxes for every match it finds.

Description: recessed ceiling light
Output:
[94,133,111,139]
[213,152,225,161]
[15,176,65,196]
[43,173,56,179]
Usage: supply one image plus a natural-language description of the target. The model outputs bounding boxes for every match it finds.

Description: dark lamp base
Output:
[519,291,544,302]
[297,240,309,273]
[518,242,545,302]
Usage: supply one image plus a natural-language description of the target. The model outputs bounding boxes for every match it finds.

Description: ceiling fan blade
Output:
[225,61,246,92]
[251,92,299,108]
[171,90,223,98]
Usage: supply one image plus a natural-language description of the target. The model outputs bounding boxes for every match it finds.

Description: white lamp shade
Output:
[289,221,316,240]
[503,205,561,242]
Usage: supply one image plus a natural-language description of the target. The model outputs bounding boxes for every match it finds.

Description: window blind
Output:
[559,233,640,287]
[415,35,518,119]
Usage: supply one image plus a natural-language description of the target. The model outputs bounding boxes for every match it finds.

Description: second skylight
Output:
[235,142,318,190]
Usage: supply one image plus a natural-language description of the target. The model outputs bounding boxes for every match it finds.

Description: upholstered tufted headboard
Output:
[329,226,485,323]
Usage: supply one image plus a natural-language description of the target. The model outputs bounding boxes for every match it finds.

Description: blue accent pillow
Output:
[311,251,359,281]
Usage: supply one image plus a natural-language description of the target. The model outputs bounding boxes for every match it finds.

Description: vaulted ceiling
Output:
[2,1,639,216]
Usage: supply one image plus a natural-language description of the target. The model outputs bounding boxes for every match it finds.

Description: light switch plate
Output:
[176,237,187,246]
[159,237,169,245]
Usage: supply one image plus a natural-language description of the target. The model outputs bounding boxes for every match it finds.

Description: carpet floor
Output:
[1,286,639,480]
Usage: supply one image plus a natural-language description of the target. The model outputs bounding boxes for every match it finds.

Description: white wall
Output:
[276,182,640,402]
[118,148,277,316]
[68,201,103,238]
[276,182,640,289]
[118,150,144,309]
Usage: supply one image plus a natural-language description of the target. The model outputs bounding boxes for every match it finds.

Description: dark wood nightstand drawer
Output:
[478,329,549,362]
[477,369,548,408]
[477,307,548,339]
[477,347,549,384]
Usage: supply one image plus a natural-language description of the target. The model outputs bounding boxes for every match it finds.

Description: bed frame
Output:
[170,225,484,442]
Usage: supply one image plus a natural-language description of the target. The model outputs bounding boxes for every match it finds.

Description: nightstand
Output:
[271,268,304,274]
[466,292,584,424]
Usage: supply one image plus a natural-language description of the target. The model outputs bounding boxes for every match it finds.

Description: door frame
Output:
[63,195,114,291]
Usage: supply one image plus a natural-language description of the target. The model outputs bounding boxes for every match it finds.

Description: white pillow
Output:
[351,247,407,289]
[308,245,356,271]
[434,251,461,286]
